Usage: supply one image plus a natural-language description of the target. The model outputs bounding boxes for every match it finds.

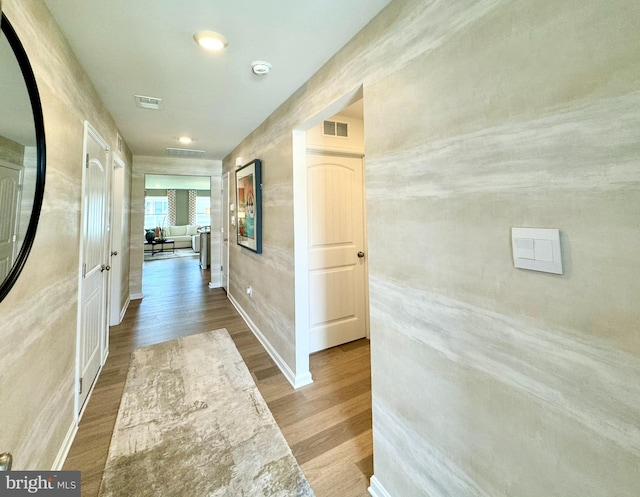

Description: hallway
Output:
[64,256,372,496]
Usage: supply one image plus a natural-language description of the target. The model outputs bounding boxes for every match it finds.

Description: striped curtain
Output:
[166,189,177,227]
[188,190,198,225]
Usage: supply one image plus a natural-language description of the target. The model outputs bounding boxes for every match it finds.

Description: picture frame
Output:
[235,159,262,253]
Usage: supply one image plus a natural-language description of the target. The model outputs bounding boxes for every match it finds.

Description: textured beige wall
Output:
[0,0,131,469]
[224,137,298,369]
[129,156,222,297]
[225,0,640,495]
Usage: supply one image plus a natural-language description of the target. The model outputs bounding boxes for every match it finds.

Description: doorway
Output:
[109,155,125,326]
[221,172,229,292]
[292,86,369,382]
[142,174,211,263]
[76,122,110,416]
[0,164,22,281]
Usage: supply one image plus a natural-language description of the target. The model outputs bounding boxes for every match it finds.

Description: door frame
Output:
[221,172,230,292]
[108,154,126,326]
[291,85,365,386]
[74,121,110,420]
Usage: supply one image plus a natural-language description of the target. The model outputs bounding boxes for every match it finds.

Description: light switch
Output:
[515,238,535,259]
[512,228,563,274]
[534,239,553,262]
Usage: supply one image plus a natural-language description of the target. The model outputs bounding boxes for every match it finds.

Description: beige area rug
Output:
[99,329,315,497]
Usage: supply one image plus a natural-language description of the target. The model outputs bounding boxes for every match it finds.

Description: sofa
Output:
[144,225,200,252]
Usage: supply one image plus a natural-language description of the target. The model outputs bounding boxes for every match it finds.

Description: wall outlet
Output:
[246,286,253,297]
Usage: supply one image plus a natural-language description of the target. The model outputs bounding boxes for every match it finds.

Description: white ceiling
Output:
[42,0,389,160]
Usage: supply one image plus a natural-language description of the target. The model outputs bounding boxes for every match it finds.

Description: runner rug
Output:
[98,329,315,497]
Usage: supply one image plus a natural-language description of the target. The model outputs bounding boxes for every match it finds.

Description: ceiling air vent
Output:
[323,120,349,138]
[134,95,163,110]
[166,148,205,158]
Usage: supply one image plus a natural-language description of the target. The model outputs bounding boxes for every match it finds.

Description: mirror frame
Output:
[0,14,46,303]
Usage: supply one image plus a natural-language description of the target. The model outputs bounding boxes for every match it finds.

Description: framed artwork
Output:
[236,159,262,253]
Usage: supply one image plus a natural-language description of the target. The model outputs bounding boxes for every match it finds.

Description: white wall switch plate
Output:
[512,228,563,274]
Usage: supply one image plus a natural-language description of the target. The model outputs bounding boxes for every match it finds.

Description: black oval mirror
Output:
[0,14,46,302]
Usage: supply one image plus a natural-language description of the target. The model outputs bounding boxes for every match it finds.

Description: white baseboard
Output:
[51,420,77,470]
[130,292,143,300]
[368,476,393,497]
[208,281,220,289]
[119,295,131,322]
[228,293,312,389]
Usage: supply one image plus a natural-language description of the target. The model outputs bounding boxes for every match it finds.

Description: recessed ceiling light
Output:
[179,136,193,144]
[251,61,272,75]
[194,31,228,51]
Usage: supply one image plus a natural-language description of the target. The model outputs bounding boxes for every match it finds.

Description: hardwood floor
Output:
[63,255,372,497]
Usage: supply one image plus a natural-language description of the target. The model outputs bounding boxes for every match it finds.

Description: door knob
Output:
[0,452,12,471]
[101,264,111,272]
[111,251,118,256]
[357,251,365,258]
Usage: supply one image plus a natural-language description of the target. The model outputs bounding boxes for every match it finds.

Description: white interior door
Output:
[77,124,110,413]
[108,156,125,327]
[0,164,21,281]
[307,153,367,352]
[221,172,229,291]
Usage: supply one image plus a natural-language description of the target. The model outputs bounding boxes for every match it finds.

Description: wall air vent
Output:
[322,120,349,138]
[166,148,205,158]
[134,95,163,110]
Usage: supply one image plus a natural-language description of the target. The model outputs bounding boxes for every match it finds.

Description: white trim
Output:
[108,154,126,326]
[368,476,393,497]
[220,172,230,292]
[292,130,311,379]
[51,421,78,471]
[362,154,371,340]
[120,295,130,323]
[208,281,219,289]
[228,292,313,389]
[130,292,144,300]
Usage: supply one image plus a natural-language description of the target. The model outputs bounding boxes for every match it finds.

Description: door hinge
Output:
[85,154,89,168]
[82,263,86,278]
[220,265,223,271]
[79,377,83,395]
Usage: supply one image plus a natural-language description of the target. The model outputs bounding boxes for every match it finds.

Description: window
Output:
[144,196,168,229]
[196,196,210,226]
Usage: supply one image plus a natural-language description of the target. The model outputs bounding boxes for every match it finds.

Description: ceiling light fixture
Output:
[251,61,272,75]
[178,136,193,144]
[194,31,228,51]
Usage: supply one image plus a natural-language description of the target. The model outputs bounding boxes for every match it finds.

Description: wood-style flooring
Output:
[63,255,372,497]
